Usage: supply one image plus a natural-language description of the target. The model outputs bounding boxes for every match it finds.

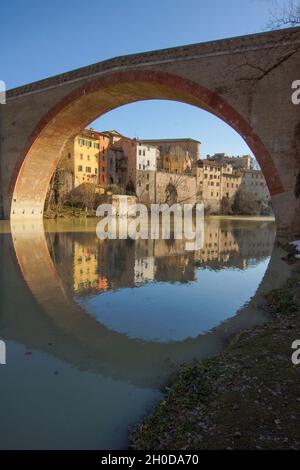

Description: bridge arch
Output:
[10,70,283,220]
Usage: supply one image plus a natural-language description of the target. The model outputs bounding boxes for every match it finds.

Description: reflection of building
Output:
[50,218,275,299]
[73,241,99,292]
[134,257,156,284]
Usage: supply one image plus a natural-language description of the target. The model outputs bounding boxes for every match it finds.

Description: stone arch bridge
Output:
[1,27,300,232]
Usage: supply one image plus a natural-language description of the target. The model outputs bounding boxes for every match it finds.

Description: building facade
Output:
[240,169,271,202]
[193,159,241,212]
[140,138,201,173]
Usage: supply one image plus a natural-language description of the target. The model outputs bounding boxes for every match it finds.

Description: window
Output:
[138,150,142,156]
[146,184,149,191]
[78,165,83,172]
[87,155,90,161]
[143,150,146,156]
[147,173,149,180]
[211,192,214,197]
[102,154,105,161]
[86,166,92,173]
[79,139,84,146]
[93,142,99,149]
[102,167,105,172]
[95,168,97,174]
[80,153,83,160]
[68,152,71,159]
[139,164,141,169]
[86,140,92,147]
[147,160,150,166]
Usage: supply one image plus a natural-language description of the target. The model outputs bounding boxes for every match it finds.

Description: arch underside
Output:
[10,70,284,218]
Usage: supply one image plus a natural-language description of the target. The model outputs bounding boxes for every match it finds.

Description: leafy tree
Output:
[232,189,259,215]
[220,196,232,215]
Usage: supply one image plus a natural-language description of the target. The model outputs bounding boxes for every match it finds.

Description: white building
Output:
[136,142,159,171]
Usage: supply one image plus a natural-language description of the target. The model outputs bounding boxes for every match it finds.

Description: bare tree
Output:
[268,0,300,29]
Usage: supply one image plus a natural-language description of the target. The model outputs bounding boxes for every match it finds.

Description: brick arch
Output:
[10,70,283,218]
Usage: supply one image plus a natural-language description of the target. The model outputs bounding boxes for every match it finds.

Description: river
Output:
[0,216,284,449]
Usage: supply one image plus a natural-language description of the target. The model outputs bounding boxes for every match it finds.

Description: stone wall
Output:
[155,171,197,206]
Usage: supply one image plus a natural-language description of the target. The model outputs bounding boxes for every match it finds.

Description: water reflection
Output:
[0,217,289,449]
[46,218,276,342]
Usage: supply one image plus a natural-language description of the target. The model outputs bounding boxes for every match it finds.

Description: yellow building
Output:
[61,128,101,189]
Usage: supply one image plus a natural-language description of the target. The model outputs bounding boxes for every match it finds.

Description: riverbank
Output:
[43,206,275,222]
[44,206,96,219]
[211,215,275,222]
[130,260,300,450]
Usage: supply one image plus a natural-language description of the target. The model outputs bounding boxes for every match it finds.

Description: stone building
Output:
[207,153,253,170]
[221,172,241,201]
[193,159,241,213]
[239,169,271,203]
[140,138,201,173]
[136,142,159,204]
[107,142,128,188]
[107,138,159,197]
[155,172,197,206]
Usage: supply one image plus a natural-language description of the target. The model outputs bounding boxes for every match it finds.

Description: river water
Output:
[0,217,280,449]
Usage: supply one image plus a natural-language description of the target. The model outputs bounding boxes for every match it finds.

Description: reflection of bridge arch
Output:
[4,221,291,388]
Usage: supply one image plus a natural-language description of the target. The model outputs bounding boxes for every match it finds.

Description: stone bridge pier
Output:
[0,27,300,233]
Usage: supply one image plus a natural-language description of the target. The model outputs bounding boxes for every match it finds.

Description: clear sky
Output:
[0,0,288,157]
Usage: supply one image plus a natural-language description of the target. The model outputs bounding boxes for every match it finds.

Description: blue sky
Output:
[0,0,288,157]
